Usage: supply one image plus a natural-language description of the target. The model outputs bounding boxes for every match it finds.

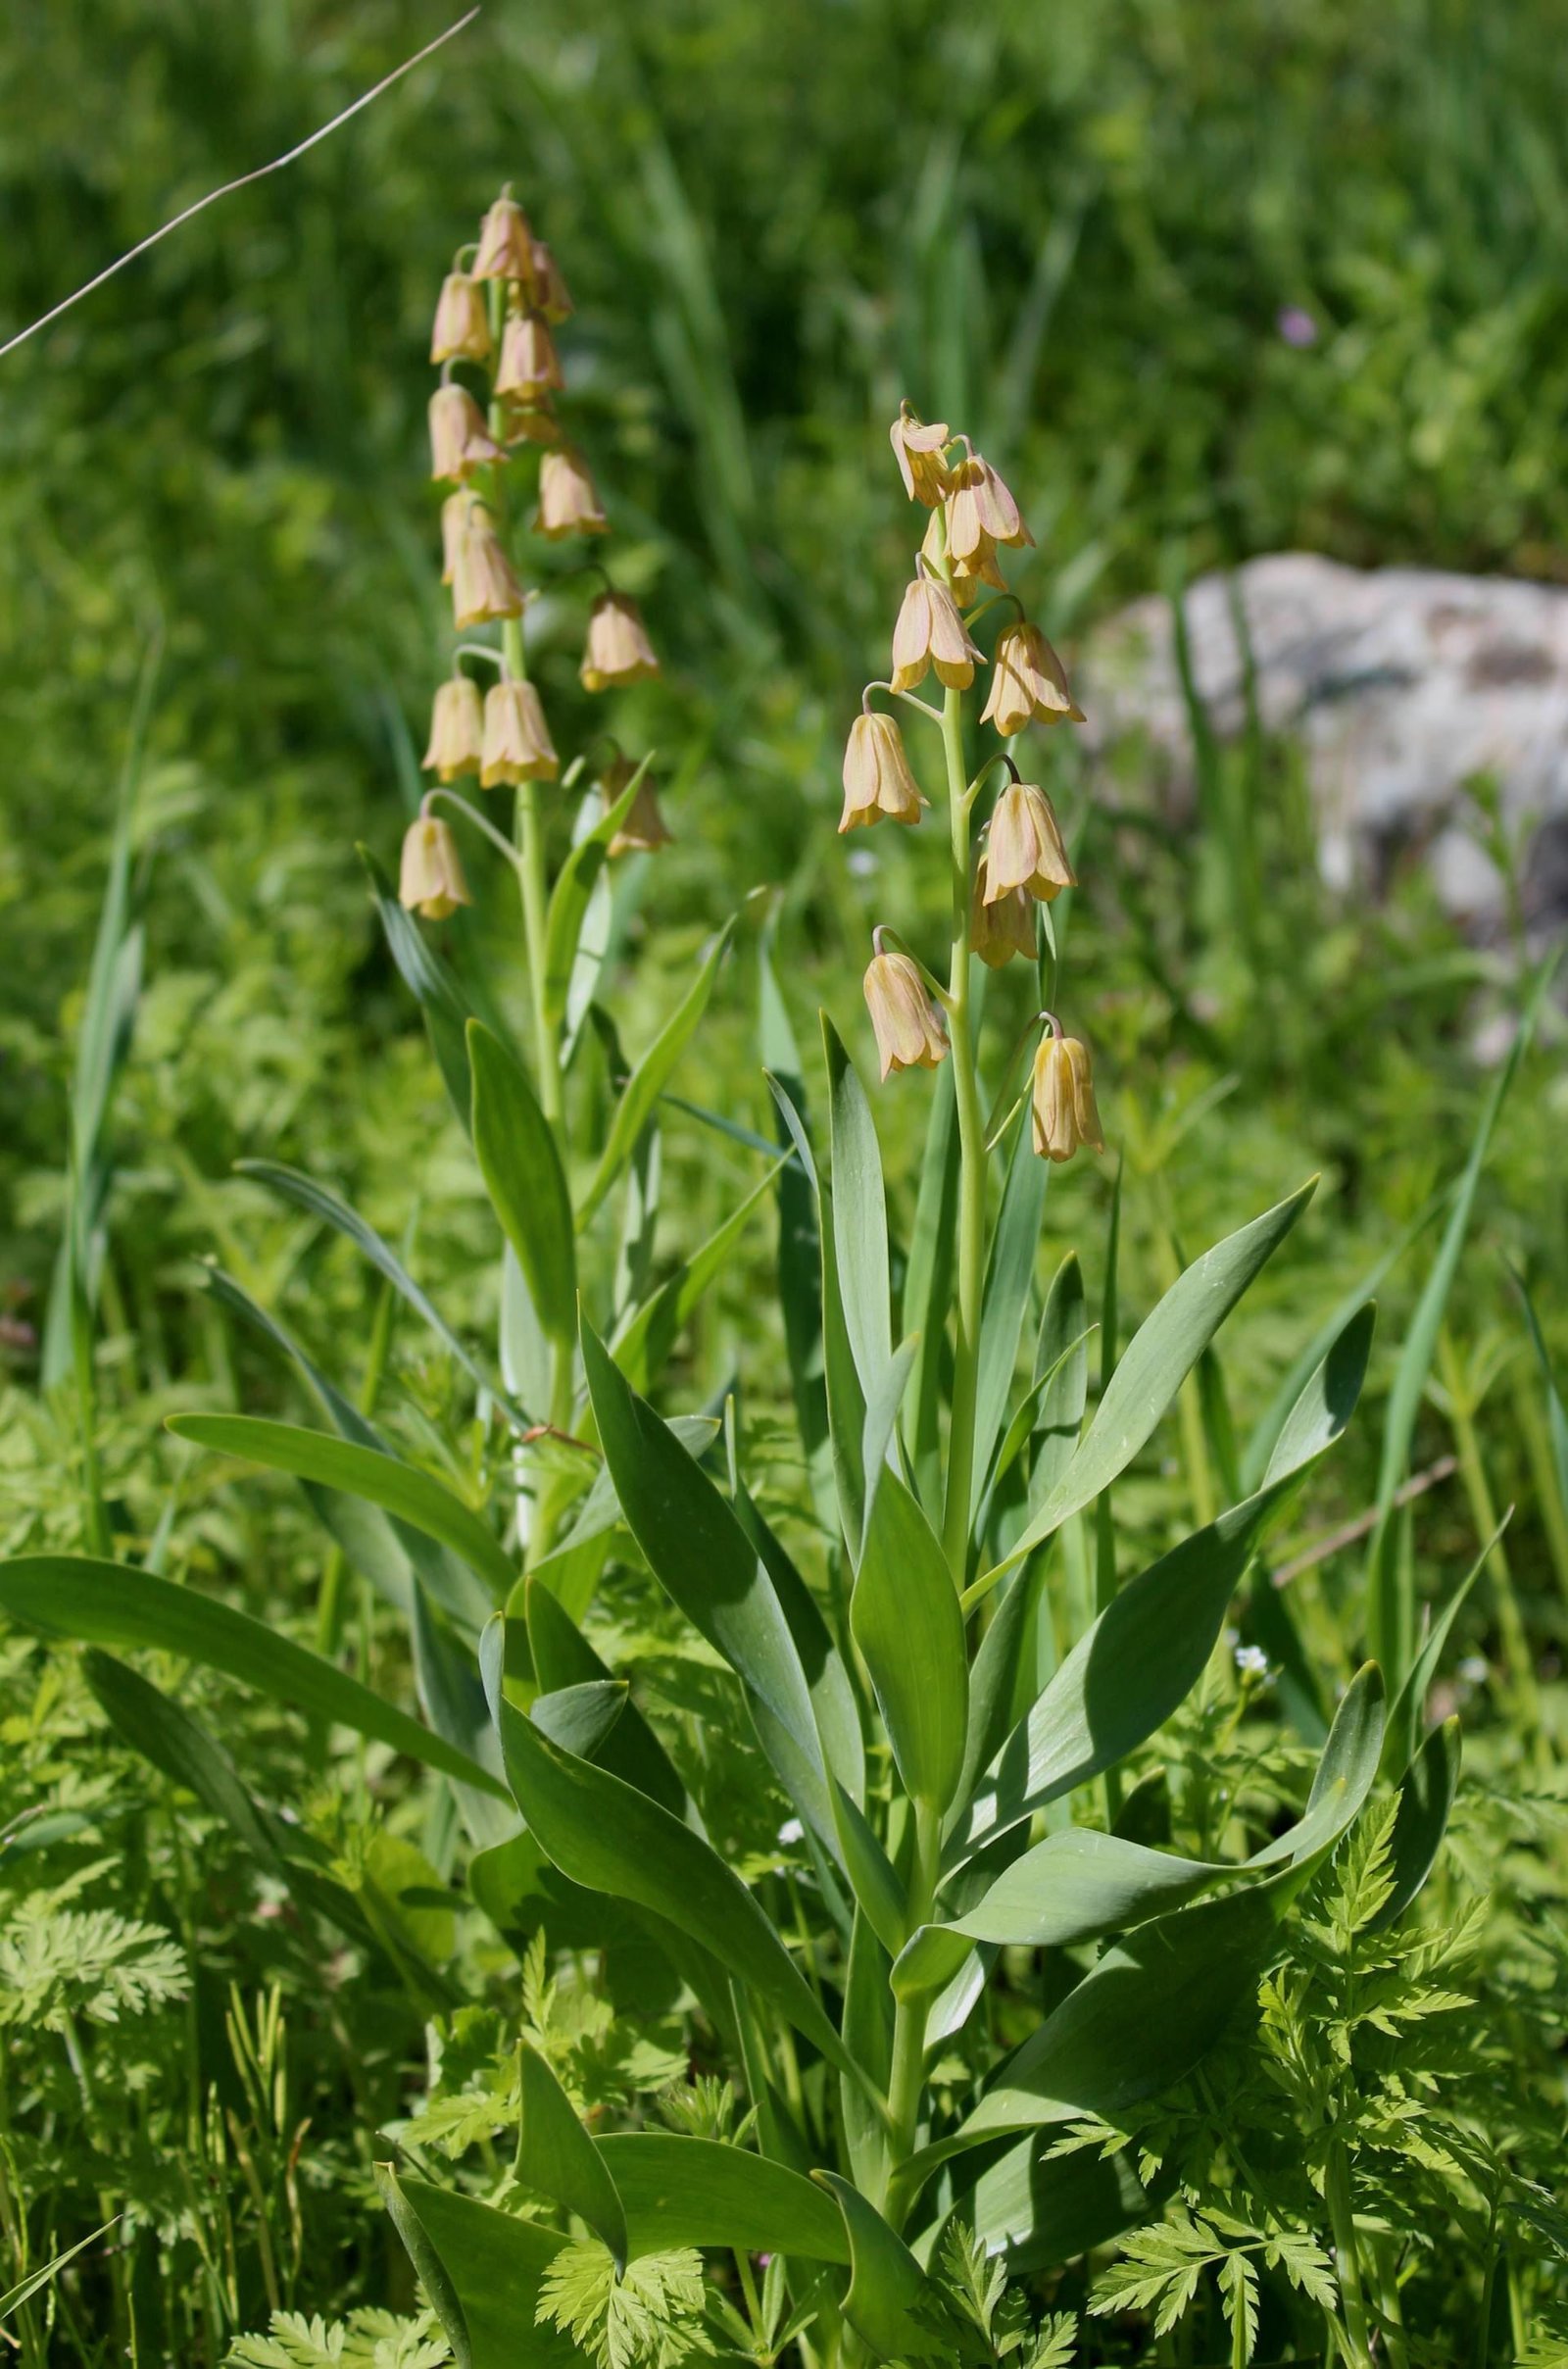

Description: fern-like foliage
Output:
[224,2308,451,2368]
[536,2241,712,2369]
[0,1901,186,2028]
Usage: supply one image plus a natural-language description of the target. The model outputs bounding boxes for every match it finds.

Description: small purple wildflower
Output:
[1276,306,1318,349]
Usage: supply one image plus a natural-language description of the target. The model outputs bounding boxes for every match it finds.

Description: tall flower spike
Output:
[970,871,1036,967]
[981,779,1076,903]
[422,675,484,780]
[529,239,574,321]
[863,949,950,1080]
[428,383,506,483]
[496,312,564,402]
[890,404,952,505]
[944,451,1033,566]
[891,573,983,692]
[535,446,609,540]
[480,678,559,785]
[1031,1029,1104,1162]
[840,711,924,831]
[981,619,1084,735]
[399,814,471,919]
[472,192,535,283]
[429,271,492,366]
[452,512,526,628]
[581,593,659,692]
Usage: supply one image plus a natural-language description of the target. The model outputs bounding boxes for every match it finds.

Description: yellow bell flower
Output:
[480,679,559,785]
[1031,1030,1104,1162]
[980,620,1084,735]
[889,404,952,505]
[451,514,526,628]
[495,311,564,401]
[429,271,492,365]
[535,446,609,539]
[890,573,983,691]
[428,383,506,483]
[862,950,949,1080]
[580,593,659,692]
[530,239,574,321]
[472,193,536,283]
[421,676,484,780]
[970,871,1036,968]
[840,712,924,831]
[980,780,1075,903]
[399,815,471,919]
[944,452,1033,566]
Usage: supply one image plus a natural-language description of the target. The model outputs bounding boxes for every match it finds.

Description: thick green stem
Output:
[939,684,987,1581]
[1325,2140,1373,2369]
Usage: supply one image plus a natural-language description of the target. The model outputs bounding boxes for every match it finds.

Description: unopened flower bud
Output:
[422,676,484,780]
[981,620,1084,735]
[944,453,1033,566]
[535,445,609,539]
[608,766,673,855]
[863,951,949,1080]
[481,678,559,785]
[580,593,659,692]
[399,814,471,919]
[530,239,574,321]
[890,405,952,505]
[891,575,983,691]
[840,711,923,831]
[472,193,535,283]
[428,383,506,482]
[429,271,492,365]
[971,871,1036,968]
[495,311,564,401]
[451,514,526,628]
[1031,1031,1104,1162]
[981,780,1075,903]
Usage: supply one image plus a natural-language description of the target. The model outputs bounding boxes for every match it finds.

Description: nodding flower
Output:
[495,311,564,402]
[535,445,609,540]
[451,512,526,629]
[529,239,574,322]
[608,772,674,857]
[399,814,471,920]
[889,404,953,506]
[480,678,559,786]
[580,593,660,693]
[1030,1027,1104,1162]
[840,711,924,832]
[428,383,506,483]
[980,779,1075,904]
[862,948,949,1081]
[943,451,1033,566]
[472,192,536,285]
[890,571,983,692]
[429,271,492,367]
[980,619,1083,736]
[970,871,1036,968]
[422,676,484,781]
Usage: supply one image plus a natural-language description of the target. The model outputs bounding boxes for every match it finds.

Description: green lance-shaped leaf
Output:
[1381,1518,1502,1780]
[593,2134,849,2262]
[84,1650,282,1873]
[237,1158,532,1430]
[949,1304,1374,1869]
[971,1105,1050,1519]
[580,1317,836,1833]
[577,919,735,1230]
[1367,951,1555,1677]
[524,1584,684,1817]
[852,1462,968,1816]
[953,2133,1152,2275]
[1372,1715,1461,1931]
[0,1555,508,1800]
[379,2169,570,2369]
[529,1680,628,1761]
[760,928,832,1521]
[1029,1254,1091,1505]
[0,2219,124,2333]
[814,2173,936,2365]
[897,1680,1383,2214]
[974,1177,1317,1599]
[898,1664,1385,1999]
[167,1415,515,1604]
[467,1021,576,1347]
[515,2040,628,2267]
[904,1061,959,1514]
[484,1645,856,2082]
[823,1015,893,1411]
[611,1160,787,1392]
[411,1586,514,1849]
[828,1776,908,1958]
[362,846,482,1134]
[728,1451,866,1808]
[541,769,644,1035]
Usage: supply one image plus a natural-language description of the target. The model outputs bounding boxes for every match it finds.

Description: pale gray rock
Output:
[1079,553,1568,939]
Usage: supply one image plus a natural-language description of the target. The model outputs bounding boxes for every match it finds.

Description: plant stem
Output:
[883,1801,941,2231]
[939,684,986,1581]
[1324,2140,1373,2369]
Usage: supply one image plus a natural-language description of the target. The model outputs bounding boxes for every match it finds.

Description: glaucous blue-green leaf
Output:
[813,2173,935,2365]
[379,2170,571,2369]
[975,1177,1317,1598]
[940,2133,1152,2274]
[523,1586,684,1817]
[0,1555,508,1799]
[852,1465,967,1815]
[362,846,479,1135]
[611,1161,786,1391]
[823,1016,893,1411]
[593,2135,849,2262]
[729,1456,865,1808]
[467,1020,575,1347]
[528,1681,628,1761]
[409,1586,514,1849]
[970,1106,1049,1519]
[516,2040,627,2266]
[949,1305,1374,1868]
[904,1061,959,1515]
[828,1777,907,1958]
[541,769,643,1035]
[486,1662,856,2082]
[1372,1715,1461,1932]
[577,920,734,1229]
[1381,1521,1500,1779]
[1029,1254,1090,1505]
[168,1414,514,1604]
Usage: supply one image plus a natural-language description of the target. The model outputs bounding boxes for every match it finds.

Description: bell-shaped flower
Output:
[530,239,574,321]
[981,620,1083,735]
[472,193,536,283]
[1031,1031,1104,1162]
[944,453,1033,566]
[609,775,673,855]
[889,405,952,505]
[399,815,471,919]
[863,951,949,1080]
[429,271,492,365]
[840,712,924,831]
[580,593,659,692]
[428,384,506,483]
[480,679,559,785]
[535,446,609,539]
[980,780,1075,903]
[495,311,564,401]
[451,513,526,628]
[422,676,484,781]
[890,573,983,692]
[971,871,1036,968]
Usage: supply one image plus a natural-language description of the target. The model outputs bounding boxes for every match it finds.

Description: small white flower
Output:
[1457,1654,1490,1686]
[847,848,879,878]
[1234,1644,1270,1681]
[776,1817,805,1847]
